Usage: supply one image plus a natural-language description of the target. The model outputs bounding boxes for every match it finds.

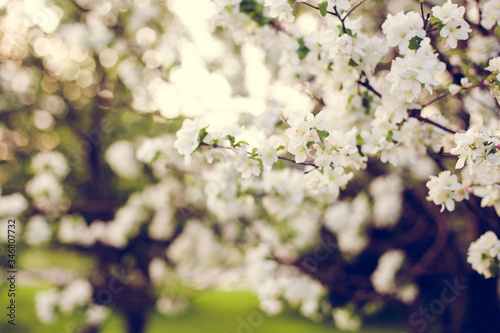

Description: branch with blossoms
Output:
[298,0,368,33]
[174,116,358,197]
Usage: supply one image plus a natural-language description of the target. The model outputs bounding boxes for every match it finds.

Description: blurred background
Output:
[1,0,500,332]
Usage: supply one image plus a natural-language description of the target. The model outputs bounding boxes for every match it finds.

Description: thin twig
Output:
[300,2,336,16]
[344,0,369,19]
[407,109,457,134]
[421,91,450,108]
[305,165,320,174]
[357,78,382,98]
[199,142,318,167]
[333,6,347,33]
[421,1,427,30]
[421,80,493,109]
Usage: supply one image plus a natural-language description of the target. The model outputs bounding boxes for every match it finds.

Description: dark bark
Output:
[117,288,155,333]
[465,274,500,332]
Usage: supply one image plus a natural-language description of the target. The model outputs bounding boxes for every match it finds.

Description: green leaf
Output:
[429,17,441,25]
[317,130,330,139]
[198,127,208,142]
[318,142,326,150]
[306,141,315,149]
[386,130,394,142]
[438,36,444,43]
[348,58,359,67]
[408,36,423,50]
[420,0,425,2]
[235,140,249,147]
[356,134,364,146]
[277,145,285,151]
[318,1,328,17]
[251,147,258,156]
[347,94,355,104]
[297,37,310,60]
[495,25,500,38]
[239,0,271,26]
[362,90,373,114]
[227,135,236,146]
[489,262,500,276]
[337,26,353,36]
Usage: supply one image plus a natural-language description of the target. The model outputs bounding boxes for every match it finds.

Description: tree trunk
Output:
[466,273,500,332]
[123,306,148,333]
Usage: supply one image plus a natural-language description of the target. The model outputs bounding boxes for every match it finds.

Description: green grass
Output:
[0,284,87,333]
[102,291,404,333]
[1,284,405,333]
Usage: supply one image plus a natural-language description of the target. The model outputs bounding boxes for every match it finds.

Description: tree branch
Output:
[344,0,369,19]
[407,109,457,134]
[199,142,318,167]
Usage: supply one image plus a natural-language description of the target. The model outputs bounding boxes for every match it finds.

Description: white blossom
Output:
[105,140,141,178]
[432,0,471,49]
[332,307,361,331]
[32,151,69,179]
[382,11,425,53]
[371,250,405,294]
[35,289,60,324]
[467,231,500,278]
[426,170,468,212]
[59,279,93,314]
[174,117,208,164]
[24,215,52,245]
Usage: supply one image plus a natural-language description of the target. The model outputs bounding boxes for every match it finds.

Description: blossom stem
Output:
[299,2,353,34]
[300,2,336,16]
[344,0,369,19]
[199,142,318,167]
[357,77,382,98]
[422,80,492,109]
[421,2,430,31]
[421,92,450,108]
[333,7,347,33]
[407,109,457,134]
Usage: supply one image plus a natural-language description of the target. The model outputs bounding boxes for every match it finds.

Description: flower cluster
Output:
[26,151,70,213]
[285,110,327,163]
[467,231,500,278]
[370,250,405,294]
[382,11,425,53]
[264,0,294,23]
[105,140,141,179]
[369,175,403,228]
[486,57,500,82]
[332,307,361,331]
[329,0,351,11]
[173,113,361,196]
[431,0,471,49]
[385,38,445,103]
[174,118,209,164]
[450,127,500,174]
[35,279,109,328]
[0,190,27,220]
[245,244,326,318]
[24,215,52,246]
[480,0,500,30]
[324,193,369,256]
[426,170,469,212]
